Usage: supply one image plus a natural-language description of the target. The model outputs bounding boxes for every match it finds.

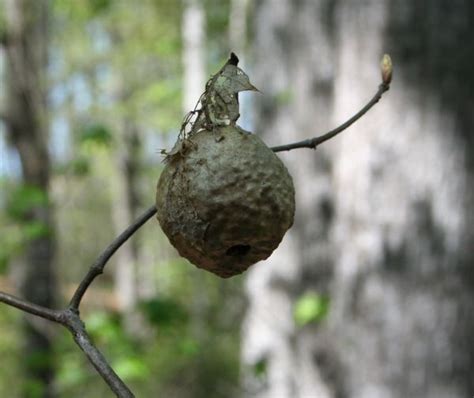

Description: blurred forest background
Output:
[0,0,473,397]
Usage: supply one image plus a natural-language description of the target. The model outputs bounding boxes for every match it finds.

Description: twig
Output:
[0,205,158,398]
[0,291,135,397]
[61,309,135,398]
[271,82,390,153]
[0,55,392,398]
[0,291,62,322]
[69,205,157,310]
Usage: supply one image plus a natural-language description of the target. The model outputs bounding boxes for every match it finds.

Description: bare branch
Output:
[0,294,136,397]
[0,55,393,398]
[61,309,135,398]
[271,82,390,153]
[0,206,157,397]
[69,205,157,310]
[0,291,62,322]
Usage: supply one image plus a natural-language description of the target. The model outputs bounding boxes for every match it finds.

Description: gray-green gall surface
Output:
[156,126,295,277]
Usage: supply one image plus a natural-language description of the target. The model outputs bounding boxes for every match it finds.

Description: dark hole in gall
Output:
[226,244,251,257]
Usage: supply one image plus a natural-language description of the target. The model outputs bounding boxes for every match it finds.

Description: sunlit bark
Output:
[242,1,337,396]
[243,1,474,397]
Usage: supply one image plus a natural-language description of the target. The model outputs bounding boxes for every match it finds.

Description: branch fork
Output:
[0,55,392,397]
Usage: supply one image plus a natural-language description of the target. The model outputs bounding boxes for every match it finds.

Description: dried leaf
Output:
[215,64,259,98]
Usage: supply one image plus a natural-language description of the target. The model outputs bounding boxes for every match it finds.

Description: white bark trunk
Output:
[243,1,474,397]
[182,0,206,112]
[182,0,208,342]
[242,1,337,397]
[229,0,252,130]
[229,0,249,57]
[329,1,474,397]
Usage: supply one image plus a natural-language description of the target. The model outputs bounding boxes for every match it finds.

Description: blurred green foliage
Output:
[0,181,52,273]
[79,123,113,148]
[0,308,22,397]
[274,89,294,106]
[252,357,267,378]
[293,292,330,326]
[1,0,245,396]
[140,296,188,327]
[5,185,48,221]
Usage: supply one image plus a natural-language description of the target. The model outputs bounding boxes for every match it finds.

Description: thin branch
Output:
[69,205,157,310]
[62,309,135,398]
[0,206,157,398]
[0,56,393,398]
[0,291,62,323]
[73,328,134,397]
[271,82,390,153]
[0,291,135,397]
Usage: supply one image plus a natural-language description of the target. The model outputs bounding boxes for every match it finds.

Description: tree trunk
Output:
[229,0,249,58]
[182,0,209,342]
[182,0,206,112]
[3,0,57,396]
[242,1,337,396]
[243,1,474,397]
[229,0,251,130]
[329,1,474,397]
[111,115,141,313]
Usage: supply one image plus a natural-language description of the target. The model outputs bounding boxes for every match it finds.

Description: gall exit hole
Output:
[226,244,251,257]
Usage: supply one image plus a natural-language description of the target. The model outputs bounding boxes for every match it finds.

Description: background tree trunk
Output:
[329,1,474,397]
[242,1,337,396]
[111,111,143,335]
[229,0,249,59]
[3,0,57,396]
[182,0,206,112]
[111,100,142,314]
[243,1,474,397]
[182,0,209,344]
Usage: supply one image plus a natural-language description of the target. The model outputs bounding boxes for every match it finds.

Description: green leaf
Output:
[23,221,51,240]
[70,157,91,176]
[56,359,88,389]
[6,185,48,221]
[253,358,267,378]
[79,124,113,147]
[114,357,149,381]
[141,80,180,104]
[87,0,112,14]
[179,338,200,357]
[0,253,9,274]
[85,312,122,343]
[293,292,330,326]
[139,297,188,327]
[22,380,45,398]
[0,224,23,273]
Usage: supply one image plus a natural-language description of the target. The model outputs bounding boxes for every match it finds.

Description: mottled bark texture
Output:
[331,1,474,397]
[3,0,57,396]
[242,1,474,398]
[242,1,337,397]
